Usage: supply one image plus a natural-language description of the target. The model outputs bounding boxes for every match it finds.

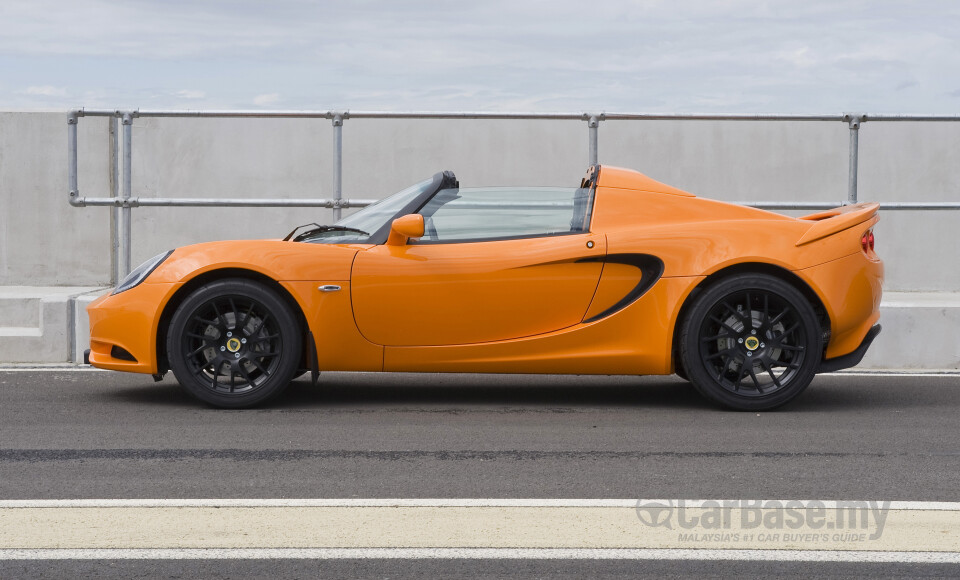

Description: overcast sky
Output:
[1,0,957,113]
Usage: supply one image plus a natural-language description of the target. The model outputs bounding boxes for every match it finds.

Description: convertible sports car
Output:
[86,165,883,410]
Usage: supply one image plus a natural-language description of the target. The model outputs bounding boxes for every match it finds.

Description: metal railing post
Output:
[587,114,602,166]
[67,111,81,207]
[120,112,134,277]
[844,113,863,205]
[109,116,120,285]
[331,112,345,221]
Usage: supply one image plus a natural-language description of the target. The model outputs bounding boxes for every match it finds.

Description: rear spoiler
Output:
[795,202,879,246]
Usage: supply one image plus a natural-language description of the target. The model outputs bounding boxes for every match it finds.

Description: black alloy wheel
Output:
[680,274,822,411]
[167,279,302,408]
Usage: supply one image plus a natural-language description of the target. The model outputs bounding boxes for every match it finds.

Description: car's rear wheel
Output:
[167,279,302,408]
[679,274,822,411]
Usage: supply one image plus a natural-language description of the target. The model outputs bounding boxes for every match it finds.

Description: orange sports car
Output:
[86,165,883,410]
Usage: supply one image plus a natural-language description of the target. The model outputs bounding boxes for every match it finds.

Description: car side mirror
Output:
[386,214,425,246]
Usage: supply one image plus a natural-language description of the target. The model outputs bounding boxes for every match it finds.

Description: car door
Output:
[350,186,605,346]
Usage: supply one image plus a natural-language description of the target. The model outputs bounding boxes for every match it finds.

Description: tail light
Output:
[861,228,875,254]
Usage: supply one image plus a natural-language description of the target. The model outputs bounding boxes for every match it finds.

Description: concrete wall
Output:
[0,113,111,285]
[1,112,958,291]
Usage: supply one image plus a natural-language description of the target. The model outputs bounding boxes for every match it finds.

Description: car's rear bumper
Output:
[797,251,883,360]
[819,324,881,373]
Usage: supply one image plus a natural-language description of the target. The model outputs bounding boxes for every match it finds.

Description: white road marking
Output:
[1,498,959,510]
[1,548,960,562]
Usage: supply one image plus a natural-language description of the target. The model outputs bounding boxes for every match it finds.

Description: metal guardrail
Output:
[67,109,960,281]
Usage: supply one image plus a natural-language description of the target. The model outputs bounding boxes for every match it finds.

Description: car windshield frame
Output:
[299,171,455,245]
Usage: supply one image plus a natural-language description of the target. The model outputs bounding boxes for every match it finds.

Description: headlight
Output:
[114,250,174,294]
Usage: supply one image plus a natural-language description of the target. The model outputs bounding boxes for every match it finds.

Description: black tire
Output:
[167,279,302,408]
[679,274,822,411]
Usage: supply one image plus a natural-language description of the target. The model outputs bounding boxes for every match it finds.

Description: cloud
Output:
[22,85,67,97]
[253,93,280,106]
[175,89,205,99]
[1,1,959,113]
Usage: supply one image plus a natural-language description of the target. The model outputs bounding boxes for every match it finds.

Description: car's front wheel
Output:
[167,279,302,408]
[679,274,822,411]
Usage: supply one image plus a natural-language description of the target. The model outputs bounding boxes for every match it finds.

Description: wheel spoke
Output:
[251,332,281,343]
[701,332,732,343]
[186,343,208,358]
[769,308,791,326]
[759,358,782,389]
[211,301,226,328]
[744,292,753,329]
[237,364,254,385]
[238,302,255,333]
[772,361,802,369]
[716,355,729,381]
[249,314,271,337]
[733,361,749,391]
[747,364,763,392]
[705,348,737,361]
[228,298,239,327]
[709,315,740,335]
[229,368,236,392]
[762,294,769,325]
[721,301,749,325]
[777,343,805,352]
[249,357,270,377]
[778,322,800,339]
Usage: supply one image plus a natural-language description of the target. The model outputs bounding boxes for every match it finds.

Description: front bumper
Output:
[86,282,179,374]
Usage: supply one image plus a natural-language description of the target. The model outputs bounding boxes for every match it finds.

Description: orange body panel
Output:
[149,240,363,283]
[796,250,884,359]
[88,241,370,374]
[597,166,695,196]
[592,187,859,275]
[351,234,605,346]
[87,165,883,378]
[384,276,702,374]
[281,281,384,371]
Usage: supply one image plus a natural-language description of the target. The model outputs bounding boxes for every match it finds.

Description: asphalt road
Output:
[1,369,959,578]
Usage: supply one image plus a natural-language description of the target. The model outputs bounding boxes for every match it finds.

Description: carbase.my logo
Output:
[634,499,675,529]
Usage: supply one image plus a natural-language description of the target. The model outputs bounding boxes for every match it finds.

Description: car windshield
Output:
[298,177,435,244]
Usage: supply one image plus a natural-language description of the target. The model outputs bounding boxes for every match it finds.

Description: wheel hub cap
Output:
[225,337,242,353]
[744,336,760,351]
